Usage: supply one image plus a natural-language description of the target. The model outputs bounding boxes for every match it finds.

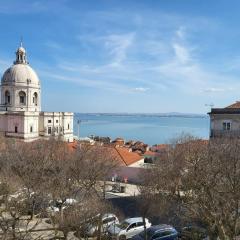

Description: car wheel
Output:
[119,235,126,240]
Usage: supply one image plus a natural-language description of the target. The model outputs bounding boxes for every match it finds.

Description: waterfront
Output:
[74,113,209,145]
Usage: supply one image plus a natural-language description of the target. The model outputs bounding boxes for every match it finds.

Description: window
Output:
[19,91,26,105]
[68,123,70,129]
[56,120,58,123]
[30,126,33,133]
[5,91,10,104]
[48,120,51,123]
[33,92,38,106]
[137,222,144,227]
[56,127,58,133]
[15,126,18,133]
[48,127,52,135]
[223,122,231,131]
[128,223,137,230]
[102,217,116,224]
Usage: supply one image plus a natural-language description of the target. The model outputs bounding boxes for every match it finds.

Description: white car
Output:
[47,198,77,213]
[108,217,151,240]
[86,213,119,236]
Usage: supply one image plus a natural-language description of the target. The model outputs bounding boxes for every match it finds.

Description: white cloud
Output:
[172,43,191,64]
[104,33,135,65]
[134,87,150,92]
[202,87,234,93]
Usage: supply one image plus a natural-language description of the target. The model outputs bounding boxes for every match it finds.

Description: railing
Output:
[210,129,240,138]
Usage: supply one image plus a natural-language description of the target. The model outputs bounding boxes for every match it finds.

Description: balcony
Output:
[210,129,240,138]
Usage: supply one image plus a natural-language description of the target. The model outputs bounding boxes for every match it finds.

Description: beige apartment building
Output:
[208,101,240,138]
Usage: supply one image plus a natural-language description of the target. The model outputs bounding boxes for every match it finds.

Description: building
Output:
[208,101,240,138]
[0,43,73,142]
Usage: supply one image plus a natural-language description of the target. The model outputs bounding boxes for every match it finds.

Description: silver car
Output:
[86,213,119,236]
[108,217,152,240]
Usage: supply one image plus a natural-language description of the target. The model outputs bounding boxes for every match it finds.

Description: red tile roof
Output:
[67,143,143,166]
[225,101,240,109]
[114,147,143,166]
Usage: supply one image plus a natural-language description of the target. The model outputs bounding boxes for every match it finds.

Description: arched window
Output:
[33,92,38,106]
[5,91,10,104]
[19,91,26,105]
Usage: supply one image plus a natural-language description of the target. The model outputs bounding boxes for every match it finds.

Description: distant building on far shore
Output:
[208,101,240,138]
[0,43,73,142]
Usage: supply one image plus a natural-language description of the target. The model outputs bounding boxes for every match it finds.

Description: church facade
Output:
[0,44,74,142]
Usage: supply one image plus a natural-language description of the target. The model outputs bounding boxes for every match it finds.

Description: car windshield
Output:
[117,221,129,230]
[139,229,156,239]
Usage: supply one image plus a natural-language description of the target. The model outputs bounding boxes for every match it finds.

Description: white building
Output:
[0,43,73,142]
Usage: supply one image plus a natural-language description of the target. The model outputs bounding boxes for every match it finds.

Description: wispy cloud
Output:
[104,33,135,65]
[202,87,234,93]
[134,87,150,92]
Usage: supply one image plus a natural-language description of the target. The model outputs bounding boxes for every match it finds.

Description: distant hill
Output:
[75,112,208,118]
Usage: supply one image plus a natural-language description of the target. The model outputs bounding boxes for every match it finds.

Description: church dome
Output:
[2,64,40,85]
[1,43,40,86]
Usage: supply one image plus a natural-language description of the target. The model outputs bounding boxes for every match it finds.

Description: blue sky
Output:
[1,0,240,113]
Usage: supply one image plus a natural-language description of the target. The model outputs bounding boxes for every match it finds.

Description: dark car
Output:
[132,224,178,240]
[179,226,208,240]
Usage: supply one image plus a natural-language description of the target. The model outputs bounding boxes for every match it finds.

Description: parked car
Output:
[86,213,119,236]
[132,225,178,240]
[179,226,208,240]
[108,217,151,240]
[47,198,77,213]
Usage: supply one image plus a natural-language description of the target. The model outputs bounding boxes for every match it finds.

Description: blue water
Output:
[73,113,209,145]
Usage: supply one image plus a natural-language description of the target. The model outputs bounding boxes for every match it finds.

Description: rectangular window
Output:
[48,120,51,123]
[20,96,24,104]
[48,127,52,135]
[56,120,59,123]
[56,127,58,133]
[30,126,33,133]
[223,122,231,131]
[68,123,70,129]
[15,126,18,133]
[7,96,10,103]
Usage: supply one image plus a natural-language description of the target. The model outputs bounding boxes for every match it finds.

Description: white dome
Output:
[1,64,40,85]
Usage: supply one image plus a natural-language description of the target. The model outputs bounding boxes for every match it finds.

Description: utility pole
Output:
[77,119,81,140]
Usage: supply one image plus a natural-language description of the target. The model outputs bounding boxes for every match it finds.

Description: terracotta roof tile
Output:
[114,147,143,166]
[225,101,240,109]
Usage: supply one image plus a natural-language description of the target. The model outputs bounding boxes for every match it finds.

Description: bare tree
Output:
[142,136,240,240]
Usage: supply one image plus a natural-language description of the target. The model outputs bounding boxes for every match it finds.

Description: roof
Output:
[2,64,40,86]
[114,147,143,166]
[226,101,240,108]
[209,101,240,114]
[150,144,169,152]
[124,217,149,224]
[144,151,161,157]
[149,225,175,231]
[67,143,143,166]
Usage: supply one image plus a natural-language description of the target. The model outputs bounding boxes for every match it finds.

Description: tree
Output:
[142,136,240,240]
[0,137,120,239]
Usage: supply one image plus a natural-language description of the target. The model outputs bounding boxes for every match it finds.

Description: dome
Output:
[1,64,40,85]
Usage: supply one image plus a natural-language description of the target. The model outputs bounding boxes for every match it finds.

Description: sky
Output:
[1,0,240,113]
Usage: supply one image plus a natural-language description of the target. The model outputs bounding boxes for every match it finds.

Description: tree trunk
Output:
[97,214,103,240]
[142,216,147,240]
